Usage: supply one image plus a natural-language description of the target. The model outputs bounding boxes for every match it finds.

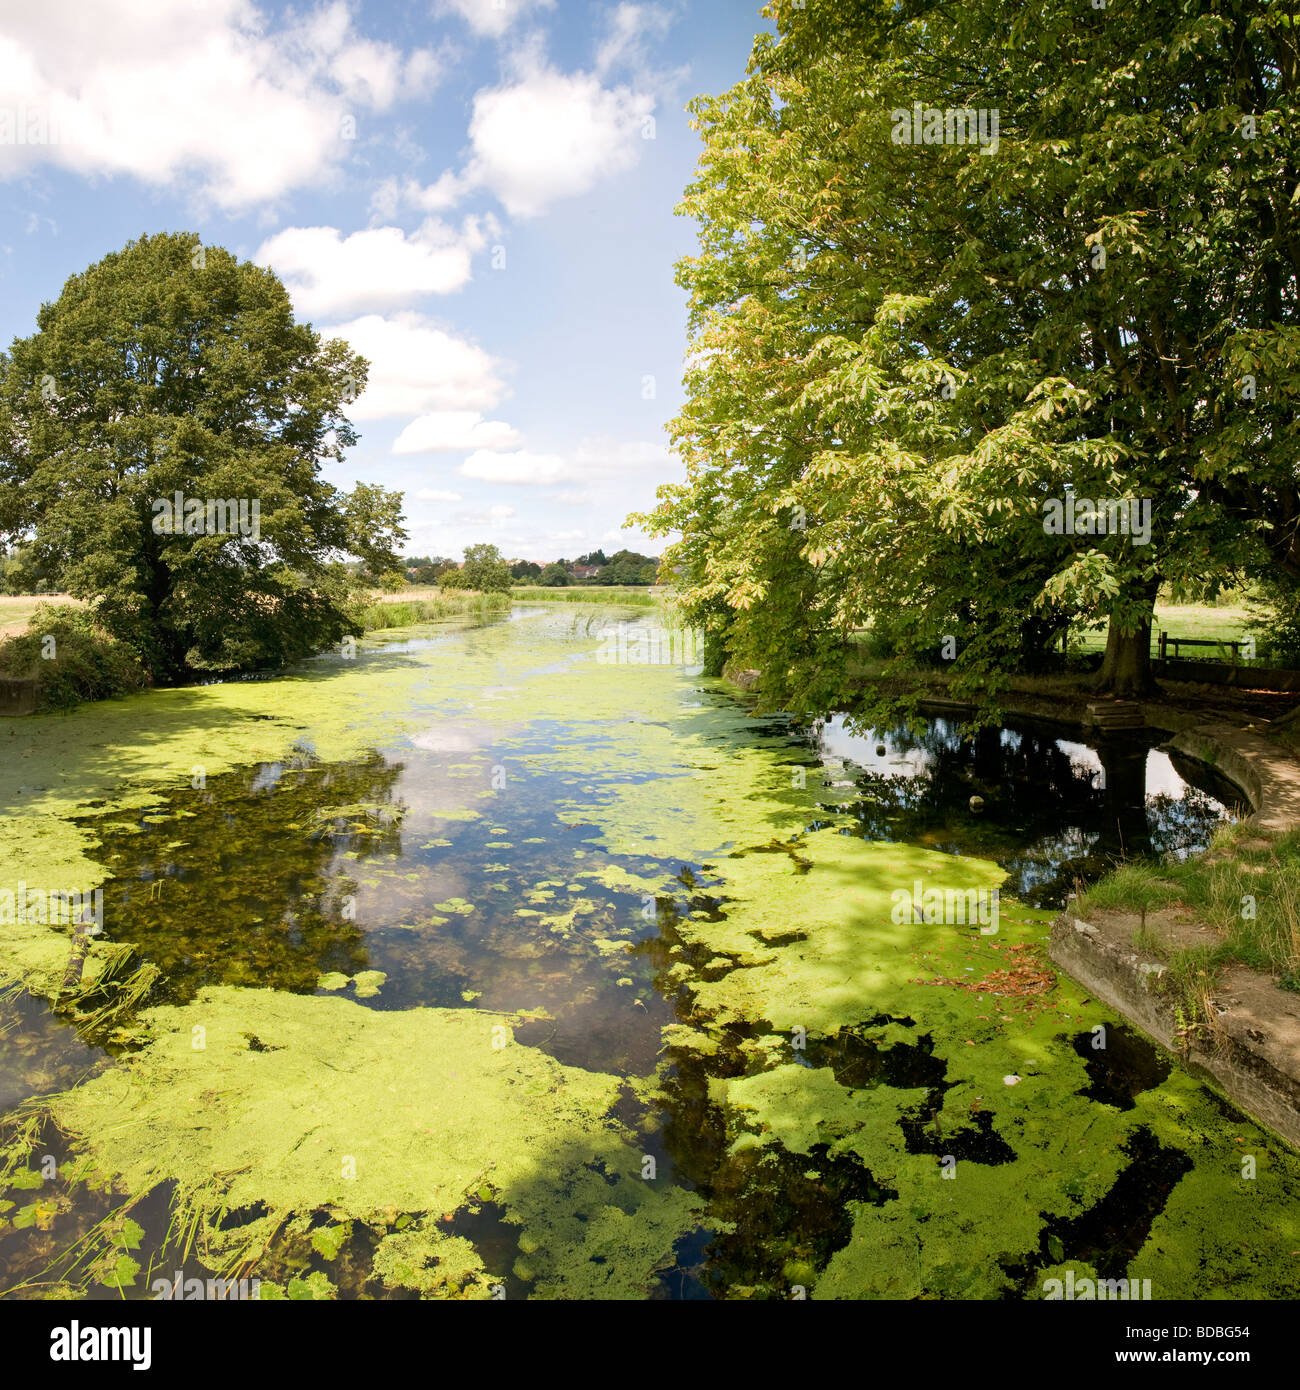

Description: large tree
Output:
[0,232,406,679]
[638,0,1300,705]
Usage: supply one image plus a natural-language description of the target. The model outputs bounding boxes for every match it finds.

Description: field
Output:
[0,593,81,639]
[1070,598,1263,660]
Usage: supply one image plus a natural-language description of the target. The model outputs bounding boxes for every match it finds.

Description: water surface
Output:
[1,607,1294,1301]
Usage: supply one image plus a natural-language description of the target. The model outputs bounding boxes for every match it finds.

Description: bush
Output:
[1247,580,1300,667]
[0,605,147,709]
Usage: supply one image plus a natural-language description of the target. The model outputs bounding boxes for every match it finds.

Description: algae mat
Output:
[2,607,1299,1299]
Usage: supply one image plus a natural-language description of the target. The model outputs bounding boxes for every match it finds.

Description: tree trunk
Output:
[1094,595,1159,698]
[1095,742,1153,859]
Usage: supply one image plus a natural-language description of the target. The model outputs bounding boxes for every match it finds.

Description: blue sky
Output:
[0,0,769,562]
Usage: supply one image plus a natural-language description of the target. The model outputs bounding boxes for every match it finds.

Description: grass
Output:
[355,591,511,631]
[0,587,513,650]
[1068,599,1260,660]
[1074,824,1300,1036]
[509,586,658,606]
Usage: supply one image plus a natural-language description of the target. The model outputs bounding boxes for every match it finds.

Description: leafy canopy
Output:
[637,0,1300,706]
[0,232,406,679]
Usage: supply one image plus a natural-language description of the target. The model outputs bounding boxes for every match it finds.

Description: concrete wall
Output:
[0,678,36,716]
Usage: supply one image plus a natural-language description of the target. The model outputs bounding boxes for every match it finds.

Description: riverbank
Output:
[1061,728,1300,1149]
[726,659,1300,1149]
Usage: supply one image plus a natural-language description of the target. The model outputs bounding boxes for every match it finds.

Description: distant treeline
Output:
[402,547,660,588]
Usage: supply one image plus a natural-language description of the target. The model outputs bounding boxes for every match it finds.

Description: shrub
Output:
[0,604,147,709]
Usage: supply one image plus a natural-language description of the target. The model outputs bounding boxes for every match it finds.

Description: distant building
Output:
[570,565,602,580]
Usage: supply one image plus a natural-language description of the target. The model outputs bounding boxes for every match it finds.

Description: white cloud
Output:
[460,448,571,485]
[292,3,443,108]
[394,62,654,219]
[257,218,495,316]
[370,170,468,219]
[393,411,523,454]
[436,0,554,40]
[572,438,669,472]
[0,0,440,211]
[459,437,670,485]
[594,3,674,81]
[465,67,653,217]
[453,504,517,526]
[416,488,463,502]
[323,311,509,419]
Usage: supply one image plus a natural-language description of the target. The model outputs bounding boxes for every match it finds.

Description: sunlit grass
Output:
[355,592,511,631]
[0,593,81,638]
[509,586,658,606]
[1076,828,1300,1029]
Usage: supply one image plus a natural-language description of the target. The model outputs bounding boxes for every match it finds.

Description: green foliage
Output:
[592,550,658,585]
[456,543,513,593]
[537,563,570,587]
[0,603,147,709]
[1247,577,1300,666]
[0,546,55,595]
[0,233,408,681]
[636,0,1300,710]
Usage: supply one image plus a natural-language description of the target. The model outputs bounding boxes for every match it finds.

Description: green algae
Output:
[371,1223,489,1298]
[3,604,1297,1300]
[0,639,478,997]
[463,636,1299,1299]
[29,986,700,1296]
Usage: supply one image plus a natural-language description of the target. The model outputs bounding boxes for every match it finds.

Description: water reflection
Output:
[810,715,1240,906]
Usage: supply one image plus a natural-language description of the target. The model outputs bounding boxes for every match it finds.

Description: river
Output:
[0,604,1297,1299]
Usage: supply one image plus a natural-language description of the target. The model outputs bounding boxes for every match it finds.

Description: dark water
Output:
[809,714,1242,908]
[0,611,1278,1301]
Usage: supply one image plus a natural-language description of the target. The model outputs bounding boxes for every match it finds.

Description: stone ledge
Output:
[1165,721,1300,832]
[1049,719,1300,1149]
[1049,909,1300,1149]
[0,677,36,716]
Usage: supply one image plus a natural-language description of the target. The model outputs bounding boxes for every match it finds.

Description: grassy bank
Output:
[355,591,511,631]
[1068,601,1257,660]
[510,586,657,606]
[1074,824,1300,1036]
